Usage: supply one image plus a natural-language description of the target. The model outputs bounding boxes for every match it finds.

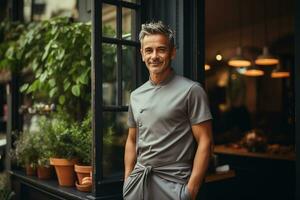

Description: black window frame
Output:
[91,0,141,198]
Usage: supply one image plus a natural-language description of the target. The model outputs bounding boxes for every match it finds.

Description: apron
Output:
[123,161,192,200]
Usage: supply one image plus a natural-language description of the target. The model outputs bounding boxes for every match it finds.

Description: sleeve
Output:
[127,101,137,128]
[187,83,213,125]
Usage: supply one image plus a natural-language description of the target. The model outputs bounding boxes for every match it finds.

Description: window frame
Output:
[91,0,141,197]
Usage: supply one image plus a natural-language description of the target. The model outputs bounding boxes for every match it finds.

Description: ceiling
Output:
[205,0,294,62]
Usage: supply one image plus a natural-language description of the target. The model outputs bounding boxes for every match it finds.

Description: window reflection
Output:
[102,43,117,106]
[103,111,128,178]
[122,8,136,40]
[102,4,117,38]
[122,45,136,105]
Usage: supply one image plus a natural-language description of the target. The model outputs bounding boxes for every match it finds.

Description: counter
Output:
[214,144,295,161]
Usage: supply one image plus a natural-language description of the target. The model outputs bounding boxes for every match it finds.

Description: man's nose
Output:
[151,50,159,58]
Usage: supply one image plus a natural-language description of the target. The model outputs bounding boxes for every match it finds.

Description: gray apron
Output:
[123,162,192,200]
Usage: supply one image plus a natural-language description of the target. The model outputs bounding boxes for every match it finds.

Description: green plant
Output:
[0,20,26,72]
[16,17,91,120]
[35,116,54,166]
[45,111,78,159]
[73,111,92,165]
[1,17,121,122]
[14,130,39,168]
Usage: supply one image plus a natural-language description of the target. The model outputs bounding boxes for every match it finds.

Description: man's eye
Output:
[145,49,152,53]
[158,48,167,52]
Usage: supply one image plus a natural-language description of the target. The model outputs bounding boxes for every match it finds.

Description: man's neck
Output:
[150,68,172,85]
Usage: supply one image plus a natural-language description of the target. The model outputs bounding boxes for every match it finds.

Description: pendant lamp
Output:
[255,46,279,65]
[243,1,264,77]
[270,0,290,78]
[228,0,251,68]
[271,62,290,78]
[255,0,279,66]
[244,63,264,77]
[228,47,251,67]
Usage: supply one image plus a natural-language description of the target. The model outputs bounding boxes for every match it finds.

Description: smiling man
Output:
[123,21,213,200]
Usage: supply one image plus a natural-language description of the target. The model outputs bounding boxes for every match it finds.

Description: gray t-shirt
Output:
[128,71,212,167]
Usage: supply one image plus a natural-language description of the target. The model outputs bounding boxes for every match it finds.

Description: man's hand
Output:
[187,182,200,200]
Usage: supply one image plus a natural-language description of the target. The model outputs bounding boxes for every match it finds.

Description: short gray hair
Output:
[139,21,175,49]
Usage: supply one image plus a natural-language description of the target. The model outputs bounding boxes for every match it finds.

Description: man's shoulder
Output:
[130,81,150,96]
[173,74,202,89]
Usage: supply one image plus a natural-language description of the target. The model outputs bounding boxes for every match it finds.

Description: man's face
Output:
[140,34,176,75]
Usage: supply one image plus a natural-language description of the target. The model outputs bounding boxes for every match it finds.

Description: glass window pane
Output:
[122,45,136,105]
[103,111,128,178]
[102,4,117,38]
[102,43,117,105]
[204,0,294,148]
[122,8,136,41]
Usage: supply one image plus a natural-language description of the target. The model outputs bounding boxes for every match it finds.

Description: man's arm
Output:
[187,120,213,200]
[124,127,137,180]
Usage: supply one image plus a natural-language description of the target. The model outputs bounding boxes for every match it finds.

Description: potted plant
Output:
[14,130,39,176]
[73,112,92,191]
[35,116,54,179]
[47,111,81,187]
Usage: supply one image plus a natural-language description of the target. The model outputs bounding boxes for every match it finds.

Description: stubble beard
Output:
[147,60,171,76]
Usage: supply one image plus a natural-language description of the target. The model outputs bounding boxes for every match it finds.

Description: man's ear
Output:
[171,47,176,60]
[140,48,145,62]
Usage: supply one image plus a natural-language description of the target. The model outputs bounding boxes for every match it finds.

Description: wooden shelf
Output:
[205,170,235,183]
[214,145,295,161]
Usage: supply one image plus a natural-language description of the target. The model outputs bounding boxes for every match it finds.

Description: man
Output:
[123,21,213,200]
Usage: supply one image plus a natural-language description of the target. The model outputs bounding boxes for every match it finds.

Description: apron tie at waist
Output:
[127,161,192,200]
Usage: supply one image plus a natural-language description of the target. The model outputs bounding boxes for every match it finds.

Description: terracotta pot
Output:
[75,181,92,192]
[37,165,53,179]
[25,165,36,176]
[50,158,78,187]
[74,165,92,185]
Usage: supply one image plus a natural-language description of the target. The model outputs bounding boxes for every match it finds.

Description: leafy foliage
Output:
[3,17,130,168]
[16,18,92,120]
[35,111,91,163]
[72,111,92,165]
[45,111,78,159]
[34,116,55,166]
[14,130,39,167]
[0,20,26,72]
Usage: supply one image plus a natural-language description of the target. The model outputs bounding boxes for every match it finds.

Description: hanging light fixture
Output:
[244,63,264,77]
[228,0,251,68]
[255,0,279,66]
[228,47,251,67]
[255,46,279,65]
[243,0,264,77]
[271,62,290,78]
[270,0,289,78]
